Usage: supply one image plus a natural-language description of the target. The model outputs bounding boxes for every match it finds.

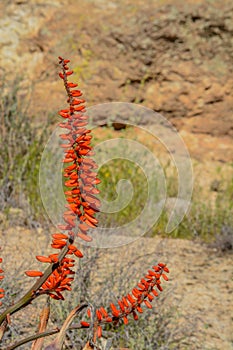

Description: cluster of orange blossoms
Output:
[81,262,169,338]
[25,57,100,300]
[0,254,4,306]
[10,56,170,341]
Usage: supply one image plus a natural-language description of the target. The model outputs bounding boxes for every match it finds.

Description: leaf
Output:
[31,298,50,350]
[44,303,88,350]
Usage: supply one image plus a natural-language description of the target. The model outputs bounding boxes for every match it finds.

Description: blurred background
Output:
[0,0,232,349]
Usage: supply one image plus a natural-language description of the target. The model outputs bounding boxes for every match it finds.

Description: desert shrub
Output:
[174,174,233,241]
[209,225,233,254]
[94,150,233,242]
[97,158,149,227]
[0,79,52,221]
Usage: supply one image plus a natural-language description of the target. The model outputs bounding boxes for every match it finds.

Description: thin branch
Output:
[44,303,88,350]
[6,322,88,350]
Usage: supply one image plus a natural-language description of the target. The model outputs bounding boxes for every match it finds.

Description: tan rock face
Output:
[0,0,232,162]
[0,0,62,77]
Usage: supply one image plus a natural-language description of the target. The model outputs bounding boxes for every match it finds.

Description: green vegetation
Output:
[0,84,232,247]
[97,154,233,242]
[0,80,53,221]
[97,158,148,227]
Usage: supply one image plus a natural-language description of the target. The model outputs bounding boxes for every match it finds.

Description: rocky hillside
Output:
[0,0,233,162]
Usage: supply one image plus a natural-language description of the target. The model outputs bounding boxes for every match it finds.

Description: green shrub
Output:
[0,80,52,221]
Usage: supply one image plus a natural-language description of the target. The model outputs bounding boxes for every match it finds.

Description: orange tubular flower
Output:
[25,57,100,300]
[81,263,169,338]
[57,56,100,241]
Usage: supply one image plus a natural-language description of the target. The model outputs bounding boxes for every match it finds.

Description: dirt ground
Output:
[0,225,232,349]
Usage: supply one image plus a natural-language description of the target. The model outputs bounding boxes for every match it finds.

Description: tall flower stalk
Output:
[24,57,100,301]
[81,262,169,341]
[0,57,169,349]
[0,57,100,323]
